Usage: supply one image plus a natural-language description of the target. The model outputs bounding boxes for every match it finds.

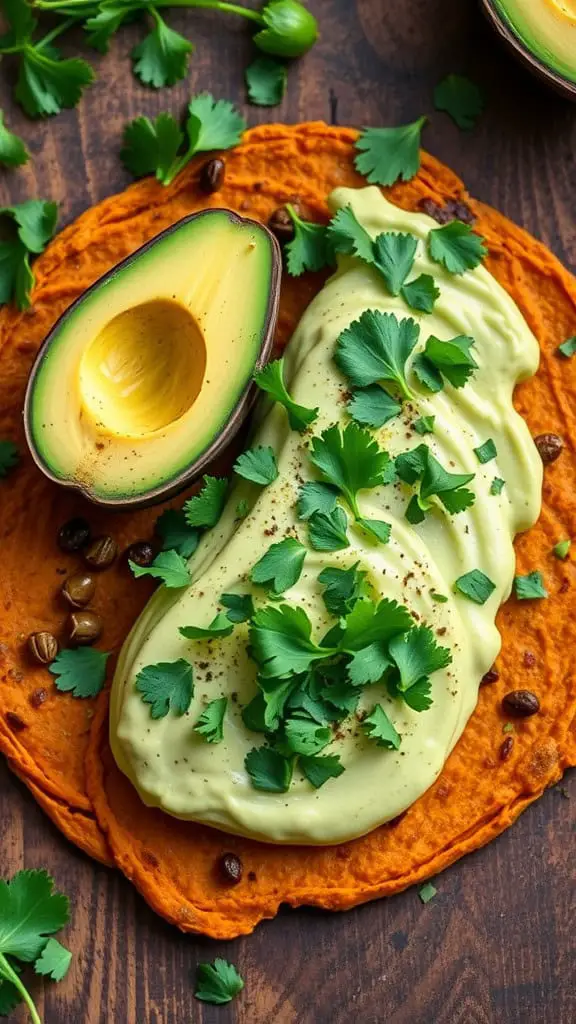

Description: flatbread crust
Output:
[0,124,574,937]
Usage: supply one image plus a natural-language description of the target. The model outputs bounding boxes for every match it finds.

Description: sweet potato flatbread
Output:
[0,124,574,938]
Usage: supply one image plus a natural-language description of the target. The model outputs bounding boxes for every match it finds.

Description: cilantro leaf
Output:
[299,753,344,788]
[284,718,331,756]
[395,444,429,485]
[220,592,255,623]
[194,697,227,744]
[553,539,571,561]
[490,477,505,495]
[0,240,33,309]
[309,422,393,519]
[362,704,401,749]
[0,869,69,963]
[121,112,184,182]
[308,507,350,551]
[558,336,576,358]
[15,48,94,119]
[130,550,191,588]
[474,438,497,464]
[397,444,475,517]
[194,958,244,1005]
[401,676,433,712]
[187,92,246,152]
[373,232,418,295]
[340,598,413,652]
[0,0,35,47]
[259,675,298,731]
[135,659,193,718]
[418,881,437,904]
[184,476,228,528]
[241,692,267,732]
[131,13,193,89]
[358,518,392,544]
[388,626,451,691]
[249,604,326,678]
[428,220,487,275]
[254,358,319,432]
[354,117,426,186]
[0,200,58,310]
[0,977,22,1016]
[430,591,448,603]
[454,569,496,605]
[179,612,234,640]
[285,204,331,275]
[85,2,135,52]
[401,273,440,313]
[434,74,484,131]
[5,198,58,253]
[297,481,338,519]
[0,440,19,478]
[414,334,477,391]
[318,564,368,617]
[245,747,292,793]
[0,111,28,167]
[251,537,306,594]
[413,416,435,435]
[514,571,548,600]
[321,678,360,715]
[155,508,199,558]
[327,205,375,263]
[245,55,287,106]
[347,385,402,428]
[233,445,278,486]
[236,498,250,519]
[35,938,72,982]
[49,648,109,699]
[335,310,419,401]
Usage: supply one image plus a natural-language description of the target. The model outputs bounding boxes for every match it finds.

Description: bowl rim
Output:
[23,207,283,511]
[481,0,576,102]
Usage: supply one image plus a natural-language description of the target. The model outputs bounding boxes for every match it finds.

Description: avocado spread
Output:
[493,0,576,83]
[25,209,279,506]
[110,186,542,846]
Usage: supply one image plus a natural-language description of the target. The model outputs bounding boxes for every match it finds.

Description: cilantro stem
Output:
[0,952,42,1024]
[38,17,79,48]
[35,0,264,21]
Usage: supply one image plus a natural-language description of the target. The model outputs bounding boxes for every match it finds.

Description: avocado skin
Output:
[484,0,576,97]
[24,209,282,510]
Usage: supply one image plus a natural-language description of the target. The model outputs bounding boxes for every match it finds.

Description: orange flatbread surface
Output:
[0,124,575,938]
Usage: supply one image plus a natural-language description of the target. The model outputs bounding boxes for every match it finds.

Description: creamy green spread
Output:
[110,186,542,845]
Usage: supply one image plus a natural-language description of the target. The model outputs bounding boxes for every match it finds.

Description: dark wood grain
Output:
[1,1,575,1021]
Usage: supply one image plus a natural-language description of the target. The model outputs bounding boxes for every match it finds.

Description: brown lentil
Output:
[534,433,564,465]
[57,517,91,553]
[502,689,540,717]
[5,711,26,732]
[29,688,48,709]
[27,631,59,665]
[62,572,96,608]
[500,736,514,761]
[199,157,225,194]
[69,610,102,646]
[84,535,118,570]
[218,852,243,885]
[125,541,155,568]
[481,666,500,685]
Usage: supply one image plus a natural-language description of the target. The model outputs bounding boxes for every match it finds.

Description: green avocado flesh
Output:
[493,0,576,83]
[26,210,278,504]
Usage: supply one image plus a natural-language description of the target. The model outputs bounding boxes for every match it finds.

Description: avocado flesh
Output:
[26,210,278,504]
[493,0,576,83]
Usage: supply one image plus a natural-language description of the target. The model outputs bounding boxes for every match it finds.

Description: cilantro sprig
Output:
[335,309,420,402]
[194,696,227,743]
[130,549,191,588]
[135,658,194,718]
[121,92,246,186]
[194,957,244,1005]
[395,444,476,521]
[284,204,331,275]
[0,199,58,310]
[184,475,228,528]
[245,54,287,106]
[354,117,427,186]
[413,334,478,392]
[254,358,318,432]
[49,647,109,698]
[428,220,487,275]
[434,74,484,131]
[0,869,72,1024]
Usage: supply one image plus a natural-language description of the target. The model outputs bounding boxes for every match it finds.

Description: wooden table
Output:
[1,1,575,1021]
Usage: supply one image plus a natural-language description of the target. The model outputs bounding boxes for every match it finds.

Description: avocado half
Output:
[483,0,576,98]
[24,209,281,509]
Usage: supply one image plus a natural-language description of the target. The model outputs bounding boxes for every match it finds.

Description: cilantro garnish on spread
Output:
[558,336,576,358]
[347,385,402,429]
[194,697,227,744]
[401,274,441,313]
[194,958,244,1005]
[395,444,475,521]
[428,221,487,275]
[318,564,368,617]
[434,74,484,131]
[180,613,234,640]
[297,481,338,519]
[299,753,344,788]
[121,93,246,186]
[413,334,478,392]
[454,569,495,605]
[233,445,279,485]
[245,746,293,792]
[250,537,307,594]
[553,539,571,560]
[155,508,199,558]
[514,571,548,600]
[0,869,71,1021]
[245,55,287,106]
[354,117,427,186]
[308,507,350,551]
[327,205,375,262]
[130,549,191,588]
[221,592,255,622]
[361,704,401,749]
[184,475,228,527]
[0,441,19,478]
[0,111,28,167]
[253,357,319,431]
[284,204,331,275]
[474,438,497,464]
[372,232,418,295]
[0,200,58,310]
[490,477,505,496]
[335,309,420,401]
[49,648,110,699]
[135,659,194,718]
[413,415,435,435]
